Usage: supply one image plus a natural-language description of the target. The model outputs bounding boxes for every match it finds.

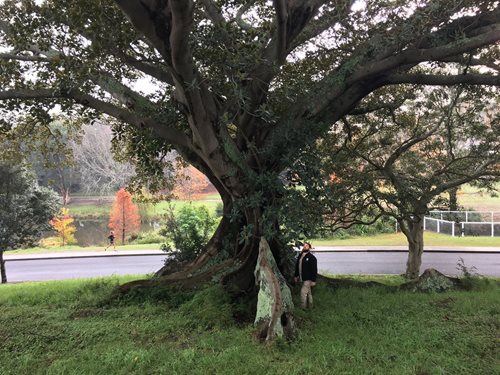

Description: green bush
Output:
[160,204,218,262]
[130,231,166,244]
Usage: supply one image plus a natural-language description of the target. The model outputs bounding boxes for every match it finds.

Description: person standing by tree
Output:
[294,242,318,309]
[105,230,116,251]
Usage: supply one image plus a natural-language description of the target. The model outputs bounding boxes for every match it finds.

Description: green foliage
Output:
[410,274,455,293]
[456,257,481,279]
[0,163,60,252]
[159,204,218,263]
[321,216,396,240]
[129,231,165,245]
[455,257,491,291]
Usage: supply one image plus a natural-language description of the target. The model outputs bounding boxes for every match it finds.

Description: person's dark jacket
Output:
[294,251,317,282]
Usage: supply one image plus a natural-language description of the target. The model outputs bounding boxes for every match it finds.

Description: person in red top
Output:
[294,242,317,309]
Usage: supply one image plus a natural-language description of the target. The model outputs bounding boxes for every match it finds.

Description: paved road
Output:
[316,252,499,276]
[4,251,499,282]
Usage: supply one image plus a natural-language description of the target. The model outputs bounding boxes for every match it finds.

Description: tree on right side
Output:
[290,85,499,279]
[109,188,141,245]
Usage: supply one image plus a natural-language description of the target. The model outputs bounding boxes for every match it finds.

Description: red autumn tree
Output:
[173,166,209,201]
[108,188,141,244]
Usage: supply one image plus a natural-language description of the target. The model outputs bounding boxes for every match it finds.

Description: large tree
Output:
[0,0,499,337]
[0,163,60,283]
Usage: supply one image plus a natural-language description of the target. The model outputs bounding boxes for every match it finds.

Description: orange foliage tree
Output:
[109,188,141,244]
[173,166,209,201]
[49,207,77,246]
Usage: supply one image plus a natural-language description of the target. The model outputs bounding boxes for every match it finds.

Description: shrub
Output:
[39,236,63,248]
[159,204,218,262]
[130,231,166,244]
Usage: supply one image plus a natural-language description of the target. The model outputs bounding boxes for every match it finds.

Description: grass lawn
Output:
[458,184,500,211]
[0,275,498,374]
[314,232,500,247]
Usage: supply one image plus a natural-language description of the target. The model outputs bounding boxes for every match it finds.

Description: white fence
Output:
[424,211,500,237]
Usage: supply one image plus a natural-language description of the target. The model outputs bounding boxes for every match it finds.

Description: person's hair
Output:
[304,241,312,248]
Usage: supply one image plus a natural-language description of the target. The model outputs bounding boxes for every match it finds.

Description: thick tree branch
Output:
[273,0,288,63]
[307,9,500,123]
[120,54,174,85]
[0,88,191,149]
[347,25,500,85]
[386,73,500,86]
[234,3,253,30]
[434,56,500,72]
[348,98,406,115]
[114,0,172,60]
[0,53,51,62]
[291,0,353,50]
[92,72,158,113]
[200,0,226,26]
[169,0,195,81]
[238,0,323,142]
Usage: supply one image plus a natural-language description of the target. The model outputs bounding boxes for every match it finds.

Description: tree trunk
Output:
[254,237,296,341]
[0,251,7,284]
[118,172,297,340]
[449,187,458,211]
[400,215,425,279]
[122,200,126,244]
[121,196,292,292]
[62,188,70,206]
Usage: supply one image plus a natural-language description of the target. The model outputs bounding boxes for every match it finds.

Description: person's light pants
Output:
[300,280,314,308]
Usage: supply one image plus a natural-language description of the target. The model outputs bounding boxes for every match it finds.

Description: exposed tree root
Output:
[253,237,296,342]
[399,268,462,292]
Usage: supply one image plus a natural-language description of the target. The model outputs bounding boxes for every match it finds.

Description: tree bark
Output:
[449,187,458,211]
[0,251,7,284]
[254,237,295,341]
[400,215,425,279]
